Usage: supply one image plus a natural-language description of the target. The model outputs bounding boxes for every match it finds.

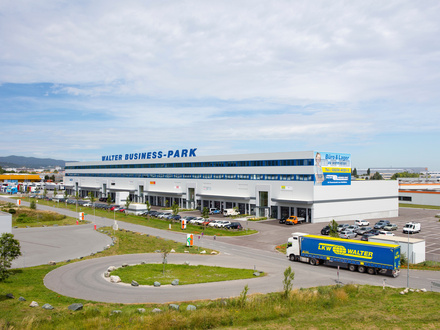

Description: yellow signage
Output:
[318,243,373,259]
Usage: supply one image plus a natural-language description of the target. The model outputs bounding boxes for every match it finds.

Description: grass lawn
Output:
[399,203,440,210]
[12,197,258,236]
[111,264,263,285]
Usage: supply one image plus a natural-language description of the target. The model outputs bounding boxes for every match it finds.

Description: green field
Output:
[111,264,263,285]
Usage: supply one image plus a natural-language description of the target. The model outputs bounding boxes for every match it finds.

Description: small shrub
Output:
[8,208,16,214]
[30,200,36,210]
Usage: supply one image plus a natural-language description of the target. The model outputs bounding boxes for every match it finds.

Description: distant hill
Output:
[0,155,70,168]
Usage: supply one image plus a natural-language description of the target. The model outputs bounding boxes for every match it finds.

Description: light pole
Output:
[407,231,410,288]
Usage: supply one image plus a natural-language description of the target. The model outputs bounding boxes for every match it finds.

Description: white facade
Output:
[64,150,398,223]
[399,183,440,207]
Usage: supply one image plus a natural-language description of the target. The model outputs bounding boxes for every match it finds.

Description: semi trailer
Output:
[286,232,400,277]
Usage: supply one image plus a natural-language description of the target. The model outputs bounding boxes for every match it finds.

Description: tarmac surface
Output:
[2,195,440,303]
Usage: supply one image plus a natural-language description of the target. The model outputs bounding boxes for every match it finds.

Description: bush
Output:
[400,253,408,266]
[30,200,36,210]
[16,214,32,223]
[8,208,16,214]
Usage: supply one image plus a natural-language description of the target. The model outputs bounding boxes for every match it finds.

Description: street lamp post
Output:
[407,231,410,288]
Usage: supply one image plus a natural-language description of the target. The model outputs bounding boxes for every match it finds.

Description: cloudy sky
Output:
[1,1,439,170]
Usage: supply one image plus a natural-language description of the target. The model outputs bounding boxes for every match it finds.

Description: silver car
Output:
[339,230,357,239]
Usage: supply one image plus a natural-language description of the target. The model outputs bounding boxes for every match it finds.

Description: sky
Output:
[1,0,440,170]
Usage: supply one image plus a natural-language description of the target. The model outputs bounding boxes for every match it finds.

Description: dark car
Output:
[361,232,378,241]
[321,226,331,235]
[225,222,243,230]
[374,220,390,229]
[279,218,286,224]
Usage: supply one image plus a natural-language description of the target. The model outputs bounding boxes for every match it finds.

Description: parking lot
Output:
[259,207,440,262]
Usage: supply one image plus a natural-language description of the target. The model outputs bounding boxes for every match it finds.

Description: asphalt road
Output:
[3,195,440,303]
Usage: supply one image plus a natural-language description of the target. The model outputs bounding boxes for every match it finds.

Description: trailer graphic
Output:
[287,232,400,277]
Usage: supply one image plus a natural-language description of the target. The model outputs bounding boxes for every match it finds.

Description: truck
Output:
[402,222,421,234]
[286,232,400,277]
[285,216,306,225]
[223,208,240,216]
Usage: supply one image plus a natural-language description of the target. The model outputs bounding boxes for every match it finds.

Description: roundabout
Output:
[44,253,286,303]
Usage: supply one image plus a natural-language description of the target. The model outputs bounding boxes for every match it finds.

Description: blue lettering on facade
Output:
[101,148,196,161]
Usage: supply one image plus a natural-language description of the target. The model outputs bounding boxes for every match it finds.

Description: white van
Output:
[223,208,240,216]
[402,222,421,234]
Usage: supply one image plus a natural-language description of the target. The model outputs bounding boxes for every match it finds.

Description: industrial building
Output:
[64,149,398,223]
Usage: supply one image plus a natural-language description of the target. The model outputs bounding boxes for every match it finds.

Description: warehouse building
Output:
[64,149,398,223]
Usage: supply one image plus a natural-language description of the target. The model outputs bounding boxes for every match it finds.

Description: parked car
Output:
[321,226,330,235]
[403,222,421,234]
[216,220,231,228]
[378,230,395,236]
[374,220,390,229]
[339,230,357,239]
[361,232,377,241]
[337,224,350,232]
[355,227,372,235]
[368,229,382,236]
[346,225,360,232]
[279,218,286,224]
[209,208,221,215]
[225,222,243,230]
[383,223,398,231]
[355,219,370,226]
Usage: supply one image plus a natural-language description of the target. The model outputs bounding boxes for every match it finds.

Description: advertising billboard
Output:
[314,152,351,186]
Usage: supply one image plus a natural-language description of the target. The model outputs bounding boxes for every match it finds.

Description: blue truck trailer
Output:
[286,232,400,277]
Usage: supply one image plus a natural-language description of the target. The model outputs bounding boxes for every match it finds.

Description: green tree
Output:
[283,266,295,299]
[107,195,112,210]
[202,207,209,219]
[367,168,371,176]
[171,202,179,216]
[329,219,339,238]
[145,200,151,212]
[89,192,95,205]
[124,196,131,214]
[44,175,49,181]
[30,200,36,210]
[43,188,47,198]
[0,233,22,281]
[74,191,80,212]
[64,190,69,199]
[371,172,384,180]
[0,166,3,174]
[352,168,358,177]
[53,187,57,198]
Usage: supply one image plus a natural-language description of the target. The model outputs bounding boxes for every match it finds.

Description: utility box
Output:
[369,235,425,264]
[0,210,12,234]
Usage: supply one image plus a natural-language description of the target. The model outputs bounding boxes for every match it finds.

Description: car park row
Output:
[319,219,413,241]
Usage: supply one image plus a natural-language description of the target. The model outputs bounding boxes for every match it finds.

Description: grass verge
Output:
[12,197,258,236]
[399,203,440,210]
[111,264,263,285]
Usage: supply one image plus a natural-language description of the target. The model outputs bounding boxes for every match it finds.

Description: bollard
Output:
[76,220,79,225]
[94,224,97,230]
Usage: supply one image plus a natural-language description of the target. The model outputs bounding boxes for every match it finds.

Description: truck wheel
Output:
[367,267,376,275]
[289,254,296,261]
[358,265,366,273]
[348,264,357,272]
[309,258,317,266]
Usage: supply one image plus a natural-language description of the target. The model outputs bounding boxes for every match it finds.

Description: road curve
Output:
[44,253,287,303]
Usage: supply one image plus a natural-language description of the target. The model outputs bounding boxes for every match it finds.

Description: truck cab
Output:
[286,232,308,261]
